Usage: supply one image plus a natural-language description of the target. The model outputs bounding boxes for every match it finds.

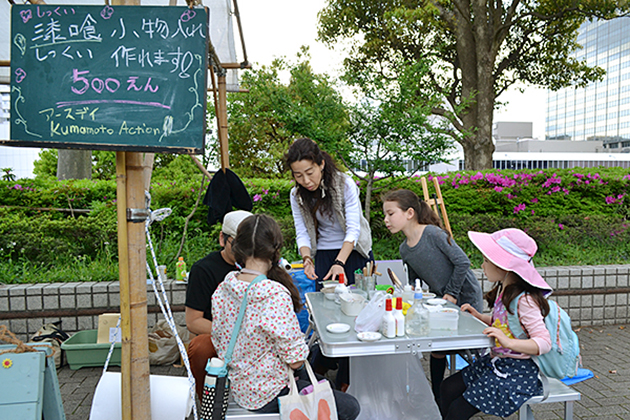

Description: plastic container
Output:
[175,257,187,282]
[429,308,460,331]
[61,330,121,370]
[405,291,429,337]
[340,293,366,316]
[0,344,46,419]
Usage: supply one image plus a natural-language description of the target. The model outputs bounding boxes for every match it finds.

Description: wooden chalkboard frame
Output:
[7,4,209,154]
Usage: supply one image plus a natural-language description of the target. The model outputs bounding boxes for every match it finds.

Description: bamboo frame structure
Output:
[420,176,453,237]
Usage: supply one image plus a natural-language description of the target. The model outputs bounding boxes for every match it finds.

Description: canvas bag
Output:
[507,292,581,380]
[279,361,338,420]
[199,274,265,420]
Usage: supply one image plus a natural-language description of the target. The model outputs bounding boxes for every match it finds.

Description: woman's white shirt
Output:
[290,174,362,251]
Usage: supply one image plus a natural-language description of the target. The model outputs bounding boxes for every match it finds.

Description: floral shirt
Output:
[211,271,308,410]
[491,292,551,359]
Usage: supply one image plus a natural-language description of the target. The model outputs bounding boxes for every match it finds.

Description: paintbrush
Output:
[387,268,403,290]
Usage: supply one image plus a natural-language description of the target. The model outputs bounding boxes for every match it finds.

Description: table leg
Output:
[347,352,441,420]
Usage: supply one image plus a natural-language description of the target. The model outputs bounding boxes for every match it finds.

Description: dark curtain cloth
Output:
[203,168,253,226]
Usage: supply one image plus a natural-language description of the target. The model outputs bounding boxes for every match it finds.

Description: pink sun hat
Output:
[468,228,552,294]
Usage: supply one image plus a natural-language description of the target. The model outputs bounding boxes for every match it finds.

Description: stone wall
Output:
[1,264,630,341]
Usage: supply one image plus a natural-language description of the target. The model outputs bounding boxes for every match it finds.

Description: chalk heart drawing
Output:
[15,68,26,84]
[101,5,114,20]
[180,9,196,22]
[14,33,26,56]
[19,9,32,23]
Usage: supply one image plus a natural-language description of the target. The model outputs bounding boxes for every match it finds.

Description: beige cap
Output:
[221,210,253,237]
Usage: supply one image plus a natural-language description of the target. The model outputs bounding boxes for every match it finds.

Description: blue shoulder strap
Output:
[223,274,266,366]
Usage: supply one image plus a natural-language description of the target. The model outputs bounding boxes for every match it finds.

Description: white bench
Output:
[518,377,581,420]
[225,402,280,420]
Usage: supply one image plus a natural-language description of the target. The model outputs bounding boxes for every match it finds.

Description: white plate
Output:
[426,298,448,306]
[326,323,351,334]
[422,293,436,299]
[357,331,382,342]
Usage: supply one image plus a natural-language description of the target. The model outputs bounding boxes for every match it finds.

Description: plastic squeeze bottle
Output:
[176,257,187,282]
[405,287,429,337]
[382,298,396,338]
[394,297,405,337]
[334,273,347,303]
[402,284,415,304]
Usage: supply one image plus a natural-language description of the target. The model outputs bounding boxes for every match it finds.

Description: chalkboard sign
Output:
[8,4,208,154]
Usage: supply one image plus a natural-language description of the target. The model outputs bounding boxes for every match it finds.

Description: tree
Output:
[318,0,628,170]
[343,61,455,221]
[224,48,350,177]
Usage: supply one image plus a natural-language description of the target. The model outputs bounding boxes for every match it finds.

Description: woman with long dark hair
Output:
[285,138,373,287]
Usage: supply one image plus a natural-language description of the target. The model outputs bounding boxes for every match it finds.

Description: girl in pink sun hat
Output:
[440,228,552,420]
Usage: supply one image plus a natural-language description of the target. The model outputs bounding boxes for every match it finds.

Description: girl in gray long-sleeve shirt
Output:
[383,189,483,403]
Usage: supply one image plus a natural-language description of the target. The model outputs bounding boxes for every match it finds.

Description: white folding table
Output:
[305,292,493,420]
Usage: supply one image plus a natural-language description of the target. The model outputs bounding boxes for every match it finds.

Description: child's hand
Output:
[460,303,478,317]
[483,326,512,349]
[443,293,457,305]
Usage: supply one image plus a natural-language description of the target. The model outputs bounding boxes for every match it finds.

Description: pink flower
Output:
[513,203,526,214]
[530,198,539,203]
[262,188,269,195]
[531,210,535,215]
[253,194,262,202]
[605,196,616,204]
[558,223,564,230]
[494,186,503,192]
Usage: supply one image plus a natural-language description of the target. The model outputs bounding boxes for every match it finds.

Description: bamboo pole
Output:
[111,0,150,418]
[124,151,152,420]
[115,152,132,420]
[217,74,230,170]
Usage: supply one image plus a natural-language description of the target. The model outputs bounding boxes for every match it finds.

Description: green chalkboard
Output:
[8,4,208,154]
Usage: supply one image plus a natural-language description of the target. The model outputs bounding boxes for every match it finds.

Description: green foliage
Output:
[221,49,349,178]
[2,166,630,283]
[317,0,628,169]
[32,149,58,178]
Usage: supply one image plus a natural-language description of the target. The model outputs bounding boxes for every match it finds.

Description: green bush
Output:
[1,166,629,283]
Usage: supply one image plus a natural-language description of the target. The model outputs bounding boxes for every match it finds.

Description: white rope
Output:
[144,191,198,420]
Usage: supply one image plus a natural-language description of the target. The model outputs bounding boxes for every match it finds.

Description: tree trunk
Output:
[57,149,92,180]
[462,131,495,171]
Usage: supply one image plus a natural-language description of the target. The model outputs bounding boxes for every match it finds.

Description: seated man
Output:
[185,210,252,398]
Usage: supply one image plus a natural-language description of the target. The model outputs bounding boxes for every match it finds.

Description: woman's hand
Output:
[302,258,317,280]
[323,264,345,283]
[483,326,512,348]
[443,293,457,305]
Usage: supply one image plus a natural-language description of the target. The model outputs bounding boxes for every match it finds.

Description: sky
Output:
[236,0,548,140]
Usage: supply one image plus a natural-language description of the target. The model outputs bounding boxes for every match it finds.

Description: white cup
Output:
[157,265,167,280]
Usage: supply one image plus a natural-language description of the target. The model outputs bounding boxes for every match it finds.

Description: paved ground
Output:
[58,324,630,420]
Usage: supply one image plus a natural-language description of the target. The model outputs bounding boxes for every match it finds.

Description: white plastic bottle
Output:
[334,273,347,303]
[405,290,429,337]
[402,284,415,304]
[394,297,405,337]
[381,298,396,338]
[204,357,225,388]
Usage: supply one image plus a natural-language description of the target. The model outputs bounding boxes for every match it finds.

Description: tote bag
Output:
[279,361,338,420]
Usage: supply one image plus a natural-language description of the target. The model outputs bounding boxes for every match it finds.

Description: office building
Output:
[546,18,630,146]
